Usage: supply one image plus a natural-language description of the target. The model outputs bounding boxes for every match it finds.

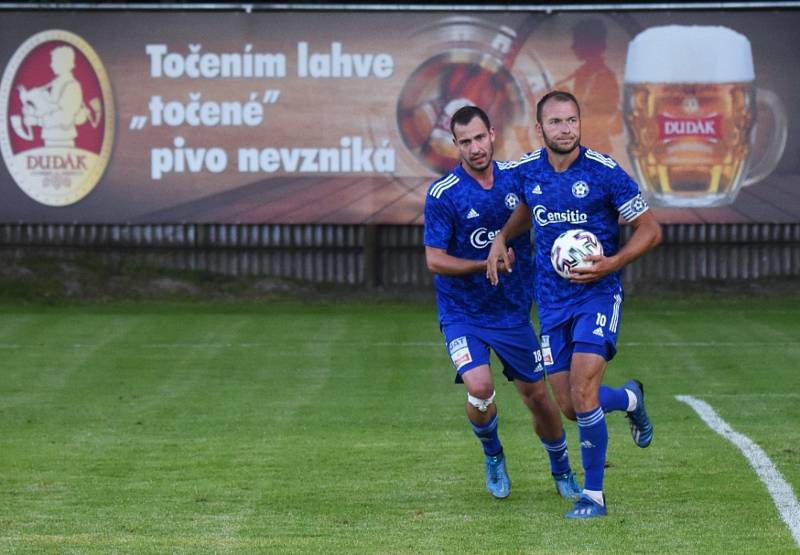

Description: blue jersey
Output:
[424,161,532,328]
[517,146,649,308]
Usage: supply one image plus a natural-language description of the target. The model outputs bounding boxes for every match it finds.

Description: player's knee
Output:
[569,382,597,411]
[467,390,496,413]
[465,377,494,400]
[553,394,576,420]
[522,383,549,406]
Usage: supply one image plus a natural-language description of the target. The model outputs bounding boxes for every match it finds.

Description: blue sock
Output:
[577,407,608,492]
[541,431,571,475]
[599,384,629,413]
[470,412,502,456]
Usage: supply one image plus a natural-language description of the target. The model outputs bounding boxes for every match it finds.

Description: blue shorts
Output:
[538,291,624,375]
[441,322,545,384]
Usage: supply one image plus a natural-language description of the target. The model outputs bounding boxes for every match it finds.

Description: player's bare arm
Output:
[486,202,532,285]
[570,211,662,283]
[426,245,515,276]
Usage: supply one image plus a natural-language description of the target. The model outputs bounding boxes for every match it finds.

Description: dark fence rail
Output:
[0,222,798,288]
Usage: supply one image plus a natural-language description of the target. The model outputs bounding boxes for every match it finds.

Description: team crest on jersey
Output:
[505,193,519,209]
[572,180,589,198]
[0,30,115,206]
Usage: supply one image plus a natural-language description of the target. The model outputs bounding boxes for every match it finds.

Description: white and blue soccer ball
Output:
[550,229,604,279]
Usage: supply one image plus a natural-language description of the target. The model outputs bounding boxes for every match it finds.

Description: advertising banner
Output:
[1,9,798,224]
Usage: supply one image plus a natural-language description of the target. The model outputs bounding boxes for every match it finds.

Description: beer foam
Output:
[624,25,754,83]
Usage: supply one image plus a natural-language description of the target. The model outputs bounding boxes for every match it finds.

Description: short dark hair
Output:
[536,91,581,124]
[450,105,491,137]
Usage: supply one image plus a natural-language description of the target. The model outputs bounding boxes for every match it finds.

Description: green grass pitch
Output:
[0,293,798,553]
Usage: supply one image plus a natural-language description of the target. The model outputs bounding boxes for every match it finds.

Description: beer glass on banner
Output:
[623,25,787,207]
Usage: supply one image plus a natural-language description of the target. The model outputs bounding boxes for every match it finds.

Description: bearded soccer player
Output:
[424,105,582,501]
[487,91,662,518]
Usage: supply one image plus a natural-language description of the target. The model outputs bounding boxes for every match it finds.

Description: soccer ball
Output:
[550,229,603,279]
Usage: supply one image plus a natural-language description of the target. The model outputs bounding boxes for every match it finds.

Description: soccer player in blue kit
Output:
[424,105,581,501]
[487,91,662,518]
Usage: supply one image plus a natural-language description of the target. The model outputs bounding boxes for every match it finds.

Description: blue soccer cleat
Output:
[565,494,608,519]
[625,379,653,448]
[485,452,511,499]
[553,471,582,500]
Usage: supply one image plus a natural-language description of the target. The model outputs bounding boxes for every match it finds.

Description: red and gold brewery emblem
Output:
[0,30,114,206]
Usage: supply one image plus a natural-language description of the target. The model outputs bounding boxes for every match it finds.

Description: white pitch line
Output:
[676,395,800,547]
